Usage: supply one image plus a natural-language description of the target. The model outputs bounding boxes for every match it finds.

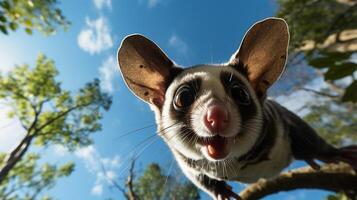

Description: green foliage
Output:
[134,163,200,200]
[0,53,112,150]
[277,1,357,198]
[304,99,357,146]
[276,0,357,103]
[342,81,357,102]
[276,0,357,51]
[0,0,69,35]
[0,53,111,198]
[0,152,74,200]
[308,51,357,102]
[326,193,350,200]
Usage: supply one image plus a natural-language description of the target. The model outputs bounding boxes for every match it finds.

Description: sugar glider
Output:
[116,18,357,199]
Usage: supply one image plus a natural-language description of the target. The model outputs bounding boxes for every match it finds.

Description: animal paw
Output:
[214,182,242,200]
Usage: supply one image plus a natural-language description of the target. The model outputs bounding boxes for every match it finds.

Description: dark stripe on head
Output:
[229,58,248,78]
[169,77,202,123]
[165,66,184,93]
[220,71,257,124]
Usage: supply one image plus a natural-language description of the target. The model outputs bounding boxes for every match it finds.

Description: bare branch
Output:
[300,87,340,98]
[99,161,130,200]
[126,158,137,200]
[240,163,357,200]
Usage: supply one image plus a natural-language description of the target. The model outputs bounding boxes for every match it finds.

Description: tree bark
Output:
[239,163,357,200]
[0,134,34,183]
[0,102,91,184]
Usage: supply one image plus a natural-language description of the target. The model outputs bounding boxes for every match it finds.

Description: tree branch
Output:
[99,161,130,200]
[35,102,91,133]
[300,87,340,98]
[126,158,137,200]
[239,163,357,200]
[0,101,42,184]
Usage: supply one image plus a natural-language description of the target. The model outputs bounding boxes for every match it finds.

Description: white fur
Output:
[161,65,264,161]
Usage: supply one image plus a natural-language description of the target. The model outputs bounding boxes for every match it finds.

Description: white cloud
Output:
[147,0,160,8]
[75,145,101,172]
[138,0,163,8]
[75,145,120,196]
[101,155,120,168]
[91,184,103,195]
[53,144,69,157]
[99,56,118,93]
[77,16,113,54]
[93,0,112,10]
[168,34,188,55]
[275,78,325,117]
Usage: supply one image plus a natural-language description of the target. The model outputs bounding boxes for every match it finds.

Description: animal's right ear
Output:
[118,34,181,108]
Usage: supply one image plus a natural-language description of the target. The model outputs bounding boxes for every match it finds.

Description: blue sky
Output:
[0,0,334,199]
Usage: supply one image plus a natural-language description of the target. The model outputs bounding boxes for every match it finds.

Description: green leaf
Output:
[0,15,6,23]
[25,28,32,35]
[309,57,335,68]
[7,111,15,118]
[9,22,18,31]
[342,81,357,102]
[1,1,11,10]
[321,51,352,62]
[0,25,8,34]
[324,62,357,80]
[24,19,33,27]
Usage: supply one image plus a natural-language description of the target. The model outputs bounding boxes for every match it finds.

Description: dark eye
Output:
[230,82,251,105]
[173,85,195,111]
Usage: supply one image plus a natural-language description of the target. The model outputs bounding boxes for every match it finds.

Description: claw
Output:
[306,159,321,170]
[215,182,242,200]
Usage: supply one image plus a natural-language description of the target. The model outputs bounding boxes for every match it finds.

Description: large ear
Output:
[230,18,289,97]
[118,34,180,108]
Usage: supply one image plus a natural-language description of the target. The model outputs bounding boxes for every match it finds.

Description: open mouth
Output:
[200,135,229,160]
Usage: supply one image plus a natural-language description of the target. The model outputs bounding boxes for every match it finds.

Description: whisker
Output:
[163,158,175,196]
[116,121,182,177]
[114,123,156,140]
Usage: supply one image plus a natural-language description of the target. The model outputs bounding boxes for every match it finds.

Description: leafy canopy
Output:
[0,54,111,199]
[277,0,357,102]
[0,53,112,150]
[0,0,69,35]
[134,163,200,200]
[0,153,74,200]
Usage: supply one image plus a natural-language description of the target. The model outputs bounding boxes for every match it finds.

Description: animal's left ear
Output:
[230,18,289,97]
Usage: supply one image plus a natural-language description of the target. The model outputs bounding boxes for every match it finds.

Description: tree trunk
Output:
[0,134,34,183]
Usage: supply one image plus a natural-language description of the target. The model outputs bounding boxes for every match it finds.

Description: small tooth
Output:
[208,145,216,155]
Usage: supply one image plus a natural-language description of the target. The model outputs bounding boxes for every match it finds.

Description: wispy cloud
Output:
[75,145,120,196]
[93,0,112,10]
[139,0,162,8]
[275,78,325,117]
[147,0,161,8]
[77,16,113,55]
[99,56,118,93]
[168,34,189,55]
[53,144,69,157]
[91,184,103,195]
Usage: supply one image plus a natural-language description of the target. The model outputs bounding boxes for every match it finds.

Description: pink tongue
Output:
[205,137,228,159]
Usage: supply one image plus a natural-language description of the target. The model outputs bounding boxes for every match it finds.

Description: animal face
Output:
[160,64,264,161]
[117,18,289,162]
